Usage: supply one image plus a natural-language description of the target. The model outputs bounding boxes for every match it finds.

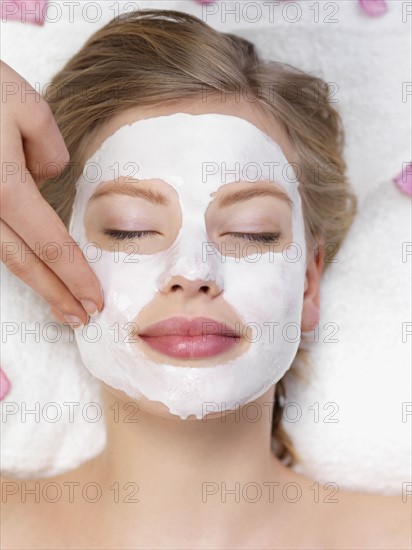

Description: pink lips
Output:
[138,316,242,359]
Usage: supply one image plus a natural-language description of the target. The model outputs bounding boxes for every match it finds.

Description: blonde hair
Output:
[40,9,357,465]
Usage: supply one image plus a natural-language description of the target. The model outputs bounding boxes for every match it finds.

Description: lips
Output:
[137,316,242,359]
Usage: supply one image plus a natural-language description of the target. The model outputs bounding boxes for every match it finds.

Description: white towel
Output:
[1,0,410,494]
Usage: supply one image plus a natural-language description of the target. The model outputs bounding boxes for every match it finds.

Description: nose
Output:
[160,275,222,299]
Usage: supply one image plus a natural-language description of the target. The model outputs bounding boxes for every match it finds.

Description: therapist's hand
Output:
[0,61,103,328]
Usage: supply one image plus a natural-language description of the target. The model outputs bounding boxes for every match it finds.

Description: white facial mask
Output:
[69,113,307,420]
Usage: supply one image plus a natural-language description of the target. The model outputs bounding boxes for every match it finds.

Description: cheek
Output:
[221,255,304,326]
[89,252,164,323]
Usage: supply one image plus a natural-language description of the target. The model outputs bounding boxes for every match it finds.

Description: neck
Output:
[88,384,291,547]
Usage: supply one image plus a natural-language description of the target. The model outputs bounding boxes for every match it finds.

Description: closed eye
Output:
[103,230,281,244]
[103,229,159,240]
[225,232,281,243]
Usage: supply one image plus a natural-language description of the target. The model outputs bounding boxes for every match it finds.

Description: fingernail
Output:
[64,314,84,330]
[80,300,99,316]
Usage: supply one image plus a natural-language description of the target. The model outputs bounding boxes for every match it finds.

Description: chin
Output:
[99,382,241,422]
[99,383,193,421]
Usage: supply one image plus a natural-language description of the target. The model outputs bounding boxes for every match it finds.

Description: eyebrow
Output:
[216,184,293,208]
[89,181,170,206]
[88,180,292,208]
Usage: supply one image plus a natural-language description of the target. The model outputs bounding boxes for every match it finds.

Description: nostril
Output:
[164,280,220,296]
[171,284,182,292]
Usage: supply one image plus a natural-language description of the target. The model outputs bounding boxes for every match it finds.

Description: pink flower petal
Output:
[0,368,11,400]
[394,163,412,196]
[1,0,48,26]
[359,0,388,17]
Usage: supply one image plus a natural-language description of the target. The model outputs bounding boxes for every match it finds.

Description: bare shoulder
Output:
[0,473,75,549]
[324,485,412,549]
[278,466,411,549]
[1,474,25,520]
[1,474,35,549]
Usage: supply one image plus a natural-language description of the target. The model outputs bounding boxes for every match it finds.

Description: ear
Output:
[301,239,325,332]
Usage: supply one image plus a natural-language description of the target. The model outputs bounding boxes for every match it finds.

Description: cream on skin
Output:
[69,113,307,420]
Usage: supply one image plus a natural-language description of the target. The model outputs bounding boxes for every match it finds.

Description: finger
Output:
[1,139,104,316]
[1,64,103,315]
[0,62,69,184]
[20,100,70,184]
[50,307,69,324]
[1,218,89,327]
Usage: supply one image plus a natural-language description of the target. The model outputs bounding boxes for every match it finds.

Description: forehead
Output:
[80,113,299,215]
[77,99,301,213]
[90,114,284,183]
[81,96,293,166]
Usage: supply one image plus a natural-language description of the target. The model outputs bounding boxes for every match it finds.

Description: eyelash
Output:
[103,229,158,240]
[104,229,281,243]
[227,232,281,243]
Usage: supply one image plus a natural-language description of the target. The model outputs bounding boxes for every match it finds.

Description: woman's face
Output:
[69,97,315,420]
